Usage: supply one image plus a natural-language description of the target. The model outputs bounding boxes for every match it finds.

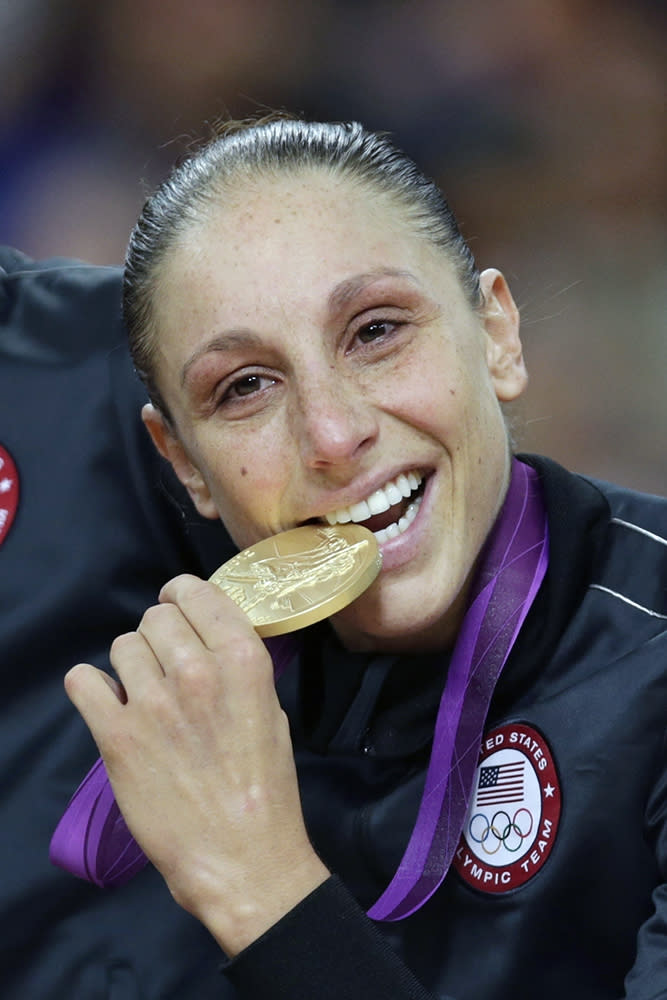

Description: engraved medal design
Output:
[208,523,382,636]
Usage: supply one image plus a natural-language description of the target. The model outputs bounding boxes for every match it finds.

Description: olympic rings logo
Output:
[467,808,534,855]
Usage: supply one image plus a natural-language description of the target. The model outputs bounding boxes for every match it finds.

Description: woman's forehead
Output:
[163,175,440,303]
[151,171,468,369]
[184,169,413,250]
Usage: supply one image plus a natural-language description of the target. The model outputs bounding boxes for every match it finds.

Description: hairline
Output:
[124,121,483,422]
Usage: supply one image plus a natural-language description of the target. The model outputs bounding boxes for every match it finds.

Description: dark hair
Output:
[123,116,481,419]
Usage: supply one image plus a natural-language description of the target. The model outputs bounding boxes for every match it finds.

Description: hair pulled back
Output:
[123,116,481,417]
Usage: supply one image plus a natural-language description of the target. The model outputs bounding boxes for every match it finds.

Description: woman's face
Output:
[146,171,527,651]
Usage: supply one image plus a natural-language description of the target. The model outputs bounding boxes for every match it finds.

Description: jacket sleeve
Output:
[223,876,451,1000]
[0,248,238,998]
[623,721,667,998]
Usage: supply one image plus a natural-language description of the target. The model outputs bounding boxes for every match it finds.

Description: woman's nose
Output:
[294,375,379,470]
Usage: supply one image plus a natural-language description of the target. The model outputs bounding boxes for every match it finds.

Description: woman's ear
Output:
[141,403,219,520]
[479,268,528,402]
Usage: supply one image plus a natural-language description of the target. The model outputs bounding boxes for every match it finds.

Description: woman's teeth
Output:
[324,471,424,544]
[373,493,423,545]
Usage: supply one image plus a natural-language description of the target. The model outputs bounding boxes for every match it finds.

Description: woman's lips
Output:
[311,470,428,549]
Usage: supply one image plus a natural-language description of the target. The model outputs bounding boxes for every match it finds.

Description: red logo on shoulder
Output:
[0,444,19,547]
[453,722,561,893]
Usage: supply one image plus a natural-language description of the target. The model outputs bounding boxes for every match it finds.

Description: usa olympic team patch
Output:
[0,444,19,547]
[453,722,561,893]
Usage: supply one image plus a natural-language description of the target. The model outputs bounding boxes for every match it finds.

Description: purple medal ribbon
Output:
[48,633,296,888]
[367,458,548,919]
[50,459,548,920]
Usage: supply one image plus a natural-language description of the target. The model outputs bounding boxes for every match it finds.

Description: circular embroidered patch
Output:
[453,722,561,893]
[0,444,20,547]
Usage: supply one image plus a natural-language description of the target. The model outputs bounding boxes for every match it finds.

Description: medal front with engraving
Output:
[208,523,382,636]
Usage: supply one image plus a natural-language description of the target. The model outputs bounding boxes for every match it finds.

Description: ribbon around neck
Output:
[367,458,548,919]
[50,459,548,921]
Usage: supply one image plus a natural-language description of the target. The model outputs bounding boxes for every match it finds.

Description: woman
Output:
[59,118,667,999]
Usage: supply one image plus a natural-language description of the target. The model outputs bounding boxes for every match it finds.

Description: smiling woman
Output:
[124,125,526,653]
[56,116,667,1000]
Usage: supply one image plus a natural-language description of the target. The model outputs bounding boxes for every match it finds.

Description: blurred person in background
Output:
[0,246,236,996]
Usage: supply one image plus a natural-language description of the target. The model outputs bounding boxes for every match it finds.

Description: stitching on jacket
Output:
[610,517,667,547]
[589,584,667,620]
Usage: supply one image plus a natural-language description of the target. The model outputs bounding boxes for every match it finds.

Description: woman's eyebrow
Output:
[326,268,419,314]
[180,270,421,385]
[181,330,262,386]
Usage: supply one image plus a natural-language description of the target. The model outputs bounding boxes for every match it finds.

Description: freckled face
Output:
[149,171,526,651]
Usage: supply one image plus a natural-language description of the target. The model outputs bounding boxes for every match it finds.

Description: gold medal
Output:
[208,524,381,637]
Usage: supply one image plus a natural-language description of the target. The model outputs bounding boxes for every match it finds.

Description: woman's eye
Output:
[232,374,263,396]
[222,373,275,403]
[357,320,395,344]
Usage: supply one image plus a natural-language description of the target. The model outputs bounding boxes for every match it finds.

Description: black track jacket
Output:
[2,249,665,999]
[0,248,235,998]
[226,469,667,998]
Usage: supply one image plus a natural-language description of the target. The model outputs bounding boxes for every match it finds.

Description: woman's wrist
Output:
[181,851,331,957]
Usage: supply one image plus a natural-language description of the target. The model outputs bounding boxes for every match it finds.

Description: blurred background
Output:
[1,0,665,493]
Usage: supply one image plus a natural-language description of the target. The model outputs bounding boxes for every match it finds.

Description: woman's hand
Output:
[65,574,329,955]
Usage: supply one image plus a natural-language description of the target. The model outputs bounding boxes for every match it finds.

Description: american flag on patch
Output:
[475,761,525,806]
